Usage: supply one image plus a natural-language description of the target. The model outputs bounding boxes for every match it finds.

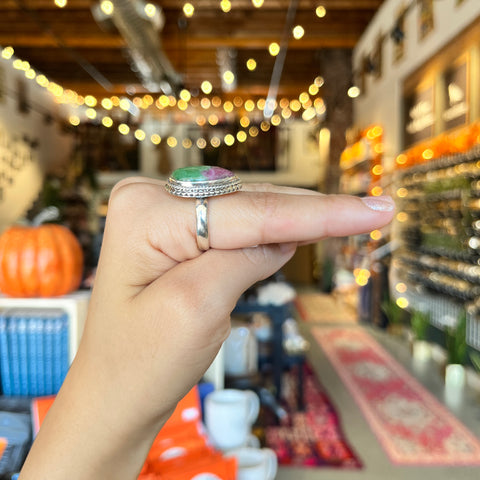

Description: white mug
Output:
[205,389,260,451]
[227,447,278,480]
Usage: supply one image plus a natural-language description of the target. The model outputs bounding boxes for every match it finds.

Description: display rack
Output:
[391,146,480,349]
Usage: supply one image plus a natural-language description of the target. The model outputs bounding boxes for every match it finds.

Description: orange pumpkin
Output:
[0,224,84,297]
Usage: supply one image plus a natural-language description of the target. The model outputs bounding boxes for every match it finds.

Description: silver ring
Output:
[165,166,242,251]
[196,198,209,251]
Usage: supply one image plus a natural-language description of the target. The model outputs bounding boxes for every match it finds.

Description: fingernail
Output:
[361,195,395,212]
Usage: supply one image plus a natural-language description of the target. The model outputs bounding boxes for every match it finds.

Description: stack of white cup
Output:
[204,389,278,480]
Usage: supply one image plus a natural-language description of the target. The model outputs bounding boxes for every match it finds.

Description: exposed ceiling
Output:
[0,0,384,100]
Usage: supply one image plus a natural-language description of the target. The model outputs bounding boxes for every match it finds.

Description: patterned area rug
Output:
[312,326,480,465]
[263,363,362,468]
[295,292,357,324]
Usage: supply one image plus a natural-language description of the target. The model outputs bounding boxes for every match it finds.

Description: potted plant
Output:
[410,310,431,361]
[467,350,480,395]
[444,310,467,390]
[381,297,405,337]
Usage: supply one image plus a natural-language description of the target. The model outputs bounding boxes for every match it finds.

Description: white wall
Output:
[0,56,74,231]
[352,0,480,170]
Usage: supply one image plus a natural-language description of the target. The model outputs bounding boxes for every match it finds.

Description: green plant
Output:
[445,310,467,365]
[411,310,430,341]
[381,298,405,326]
[470,350,480,372]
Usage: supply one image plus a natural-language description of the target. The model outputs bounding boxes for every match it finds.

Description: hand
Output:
[20,178,394,480]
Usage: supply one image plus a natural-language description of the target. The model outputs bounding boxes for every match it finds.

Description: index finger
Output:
[207,188,394,249]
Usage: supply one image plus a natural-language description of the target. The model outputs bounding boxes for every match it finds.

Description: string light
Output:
[150,134,161,145]
[268,42,280,56]
[201,81,213,94]
[316,5,326,18]
[144,3,156,17]
[182,138,193,149]
[1,47,14,59]
[223,70,235,84]
[252,0,264,7]
[292,25,305,40]
[85,108,97,119]
[348,86,361,98]
[220,0,231,12]
[237,131,247,142]
[246,58,257,71]
[0,44,331,149]
[69,115,80,126]
[134,129,146,141]
[100,0,114,15]
[102,117,113,128]
[167,136,178,147]
[118,124,130,135]
[396,297,409,309]
[54,0,67,8]
[224,134,235,146]
[370,229,382,241]
[183,3,194,17]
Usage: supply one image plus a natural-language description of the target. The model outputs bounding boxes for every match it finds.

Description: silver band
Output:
[196,198,209,251]
[165,166,242,252]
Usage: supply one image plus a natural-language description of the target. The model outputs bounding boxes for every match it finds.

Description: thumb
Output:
[137,243,297,366]
[127,244,297,406]
[147,242,297,329]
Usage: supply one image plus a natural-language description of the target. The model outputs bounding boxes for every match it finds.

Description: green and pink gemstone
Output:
[165,165,242,198]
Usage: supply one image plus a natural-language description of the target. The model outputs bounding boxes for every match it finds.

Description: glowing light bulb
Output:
[292,25,305,39]
[223,70,235,84]
[167,136,178,148]
[102,116,113,128]
[183,3,194,17]
[135,129,146,141]
[316,5,326,18]
[201,80,212,94]
[348,86,360,98]
[1,46,14,59]
[100,0,114,15]
[150,134,161,145]
[144,3,156,18]
[69,115,80,126]
[118,123,130,135]
[220,0,231,12]
[246,58,257,71]
[268,42,280,56]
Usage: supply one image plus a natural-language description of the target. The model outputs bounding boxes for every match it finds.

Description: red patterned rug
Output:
[312,326,480,465]
[263,363,362,468]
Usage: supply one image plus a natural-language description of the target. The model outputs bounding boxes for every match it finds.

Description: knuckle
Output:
[247,191,280,244]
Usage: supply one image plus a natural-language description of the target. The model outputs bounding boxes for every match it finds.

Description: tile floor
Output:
[276,307,480,480]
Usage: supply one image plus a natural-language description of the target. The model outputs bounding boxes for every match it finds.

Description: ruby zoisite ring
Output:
[165,166,242,251]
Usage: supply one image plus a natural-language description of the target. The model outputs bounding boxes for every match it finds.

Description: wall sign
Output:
[418,0,435,40]
[0,125,42,232]
[442,59,468,130]
[403,82,435,147]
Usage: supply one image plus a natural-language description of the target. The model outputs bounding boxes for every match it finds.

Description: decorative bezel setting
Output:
[165,167,242,198]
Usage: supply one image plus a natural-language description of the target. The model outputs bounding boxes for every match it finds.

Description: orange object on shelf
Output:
[31,395,56,436]
[0,224,84,298]
[0,437,7,459]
